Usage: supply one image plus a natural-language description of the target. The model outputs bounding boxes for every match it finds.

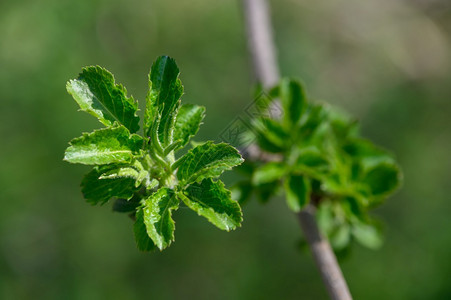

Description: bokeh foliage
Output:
[235,78,401,252]
[1,0,451,299]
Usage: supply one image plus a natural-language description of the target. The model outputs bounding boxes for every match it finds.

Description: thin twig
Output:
[241,0,352,299]
[242,0,280,88]
[298,206,352,300]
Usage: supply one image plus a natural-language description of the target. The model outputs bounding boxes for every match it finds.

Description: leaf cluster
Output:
[64,56,243,251]
[235,78,402,250]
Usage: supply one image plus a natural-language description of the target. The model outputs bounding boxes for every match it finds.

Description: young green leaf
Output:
[299,103,327,135]
[145,56,184,146]
[142,188,179,250]
[113,195,141,213]
[81,165,138,205]
[342,138,387,159]
[173,104,206,148]
[330,223,351,250]
[279,78,306,127]
[134,208,157,252]
[252,117,289,153]
[99,166,140,180]
[362,162,401,196]
[285,174,310,212]
[252,162,287,185]
[66,56,244,252]
[176,141,243,185]
[351,221,383,249]
[64,126,143,165]
[66,66,140,133]
[180,179,242,231]
[99,164,148,188]
[341,196,365,220]
[328,107,359,140]
[295,149,329,169]
[293,148,330,179]
[243,76,402,252]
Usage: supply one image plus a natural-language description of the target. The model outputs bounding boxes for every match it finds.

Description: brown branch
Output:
[241,0,352,299]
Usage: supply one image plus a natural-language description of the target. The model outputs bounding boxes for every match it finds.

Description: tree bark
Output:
[241,0,352,299]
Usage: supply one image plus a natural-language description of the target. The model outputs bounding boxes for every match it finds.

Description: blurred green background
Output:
[1,0,450,299]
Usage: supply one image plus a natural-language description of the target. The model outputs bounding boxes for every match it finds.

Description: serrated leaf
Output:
[99,160,148,188]
[81,165,138,205]
[252,162,287,185]
[190,140,208,148]
[100,166,139,179]
[362,162,401,196]
[285,174,310,212]
[134,208,157,251]
[279,78,306,126]
[180,179,242,231]
[64,126,143,165]
[173,104,205,149]
[176,141,243,185]
[145,56,184,147]
[142,188,179,250]
[67,66,140,133]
